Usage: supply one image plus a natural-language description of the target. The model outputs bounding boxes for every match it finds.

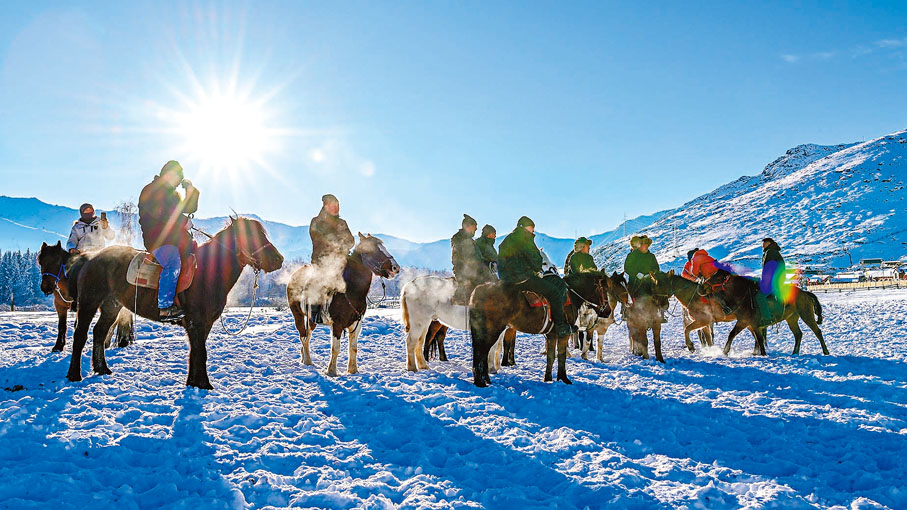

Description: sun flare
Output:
[174,91,275,174]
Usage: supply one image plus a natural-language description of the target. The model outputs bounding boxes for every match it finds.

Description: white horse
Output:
[401,276,511,373]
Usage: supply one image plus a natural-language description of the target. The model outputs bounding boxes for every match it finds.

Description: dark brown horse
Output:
[288,233,400,376]
[38,242,134,352]
[67,217,284,388]
[469,271,615,387]
[625,273,670,363]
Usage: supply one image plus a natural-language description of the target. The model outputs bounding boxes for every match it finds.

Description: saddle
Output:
[127,252,197,296]
[520,291,572,308]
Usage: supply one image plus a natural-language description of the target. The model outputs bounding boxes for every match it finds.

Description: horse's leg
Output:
[682,322,696,352]
[788,317,804,355]
[597,324,607,362]
[723,321,747,355]
[327,324,343,377]
[436,325,449,362]
[581,330,590,360]
[706,323,715,347]
[544,334,556,382]
[653,323,665,364]
[348,320,363,374]
[753,326,767,356]
[415,325,431,371]
[53,299,67,352]
[488,332,504,374]
[801,312,830,355]
[291,303,313,365]
[421,321,438,363]
[406,320,427,372]
[472,326,501,388]
[556,334,572,384]
[115,308,134,348]
[67,302,99,382]
[502,328,516,366]
[91,300,119,375]
[186,319,214,389]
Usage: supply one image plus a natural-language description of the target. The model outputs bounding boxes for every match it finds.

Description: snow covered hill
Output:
[593,130,907,273]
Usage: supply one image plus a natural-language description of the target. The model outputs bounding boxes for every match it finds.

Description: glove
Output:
[636,273,645,279]
[181,179,193,189]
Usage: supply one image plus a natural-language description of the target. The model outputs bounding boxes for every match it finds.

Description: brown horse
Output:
[469,271,615,387]
[38,242,133,352]
[66,217,284,388]
[625,277,669,363]
[287,233,400,376]
[658,271,828,356]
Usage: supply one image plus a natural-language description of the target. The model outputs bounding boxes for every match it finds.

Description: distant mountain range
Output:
[3,129,905,273]
[0,196,651,270]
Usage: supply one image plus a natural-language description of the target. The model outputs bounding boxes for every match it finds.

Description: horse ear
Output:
[55,240,61,247]
[358,232,366,241]
[41,242,47,249]
[668,269,675,276]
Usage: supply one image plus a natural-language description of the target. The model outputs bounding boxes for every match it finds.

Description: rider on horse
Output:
[757,237,786,324]
[451,214,488,304]
[624,235,668,322]
[686,247,735,314]
[564,237,596,276]
[67,202,115,254]
[475,224,498,278]
[308,193,355,323]
[498,216,576,338]
[138,160,200,321]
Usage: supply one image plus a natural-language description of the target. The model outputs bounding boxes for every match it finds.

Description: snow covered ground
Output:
[1,289,906,509]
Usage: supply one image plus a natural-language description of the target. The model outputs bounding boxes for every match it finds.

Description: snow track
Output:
[2,290,906,509]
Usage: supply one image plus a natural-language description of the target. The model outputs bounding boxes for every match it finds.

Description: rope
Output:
[366,277,387,307]
[219,268,261,336]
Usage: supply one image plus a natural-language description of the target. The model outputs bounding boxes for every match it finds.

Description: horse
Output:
[38,241,134,352]
[66,217,284,388]
[287,233,400,377]
[663,272,828,355]
[401,276,516,372]
[579,271,631,361]
[469,271,614,387]
[624,272,672,363]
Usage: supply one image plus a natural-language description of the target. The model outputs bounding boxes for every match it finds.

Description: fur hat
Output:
[517,216,535,228]
[160,160,184,179]
[481,224,496,236]
[575,237,592,247]
[639,235,652,247]
[322,194,339,204]
[462,214,477,228]
[79,203,94,214]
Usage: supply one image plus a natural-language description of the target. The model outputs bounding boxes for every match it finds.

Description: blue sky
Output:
[1,1,905,241]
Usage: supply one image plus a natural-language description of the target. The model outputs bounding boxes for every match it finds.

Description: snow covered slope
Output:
[593,130,907,272]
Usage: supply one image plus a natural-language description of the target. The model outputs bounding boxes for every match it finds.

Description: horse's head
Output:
[354,233,400,279]
[37,241,69,295]
[608,271,631,306]
[650,270,675,297]
[228,217,284,273]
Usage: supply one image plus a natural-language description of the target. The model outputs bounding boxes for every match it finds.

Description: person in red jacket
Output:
[690,249,720,280]
[681,249,698,281]
[687,248,733,314]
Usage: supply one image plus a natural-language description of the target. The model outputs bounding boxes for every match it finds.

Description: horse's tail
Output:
[401,292,411,333]
[806,290,823,324]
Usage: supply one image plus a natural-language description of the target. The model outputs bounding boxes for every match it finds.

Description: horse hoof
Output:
[557,374,572,385]
[657,357,666,364]
[51,347,63,353]
[327,370,339,378]
[348,367,359,375]
[544,373,553,382]
[94,367,113,376]
[187,380,214,390]
[67,372,82,382]
[474,379,488,388]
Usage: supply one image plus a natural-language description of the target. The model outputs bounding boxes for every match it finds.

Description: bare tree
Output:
[114,200,137,246]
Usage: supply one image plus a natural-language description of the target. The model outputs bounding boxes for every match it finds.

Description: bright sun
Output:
[174,91,275,175]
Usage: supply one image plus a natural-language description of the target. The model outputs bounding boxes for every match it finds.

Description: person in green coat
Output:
[623,235,667,322]
[564,237,597,276]
[475,224,498,278]
[498,216,575,337]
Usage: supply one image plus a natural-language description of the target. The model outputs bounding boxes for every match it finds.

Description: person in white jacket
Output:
[67,203,115,254]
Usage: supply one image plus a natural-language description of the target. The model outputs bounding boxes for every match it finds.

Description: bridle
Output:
[237,241,274,271]
[42,263,67,283]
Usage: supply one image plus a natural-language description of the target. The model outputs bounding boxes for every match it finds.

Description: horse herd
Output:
[35,218,828,390]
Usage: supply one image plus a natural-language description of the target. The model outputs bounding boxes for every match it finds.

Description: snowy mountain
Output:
[593,130,907,273]
[1,196,653,270]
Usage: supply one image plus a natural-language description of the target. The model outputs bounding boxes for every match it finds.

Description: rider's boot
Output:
[159,305,185,323]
